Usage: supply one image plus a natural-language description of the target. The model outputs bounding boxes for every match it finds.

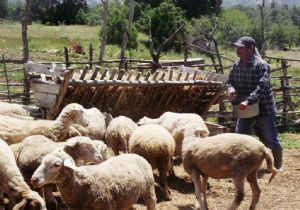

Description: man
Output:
[227,36,283,170]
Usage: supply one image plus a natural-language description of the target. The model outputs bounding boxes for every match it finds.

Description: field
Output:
[1,23,300,210]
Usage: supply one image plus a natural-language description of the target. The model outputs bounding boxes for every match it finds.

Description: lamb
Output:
[138,111,209,156]
[0,138,47,210]
[106,116,138,155]
[182,133,277,210]
[0,103,89,144]
[67,108,112,140]
[10,135,106,210]
[129,124,175,201]
[31,150,157,210]
[0,101,40,120]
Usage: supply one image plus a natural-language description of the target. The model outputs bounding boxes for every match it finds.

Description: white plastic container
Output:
[236,102,259,118]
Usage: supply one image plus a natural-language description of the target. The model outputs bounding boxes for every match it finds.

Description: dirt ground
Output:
[133,149,300,210]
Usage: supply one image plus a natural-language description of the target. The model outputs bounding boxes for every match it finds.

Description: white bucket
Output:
[236,102,259,118]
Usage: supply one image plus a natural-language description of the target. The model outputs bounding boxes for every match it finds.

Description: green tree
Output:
[7,0,24,21]
[217,8,253,45]
[105,3,138,49]
[0,0,8,18]
[138,1,186,52]
[134,0,222,19]
[269,23,299,49]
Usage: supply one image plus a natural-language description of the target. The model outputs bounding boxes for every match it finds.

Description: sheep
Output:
[129,124,175,201]
[0,101,40,120]
[182,133,277,210]
[67,107,111,140]
[31,150,157,210]
[0,103,89,144]
[10,135,106,210]
[138,111,209,156]
[0,138,47,210]
[106,116,138,155]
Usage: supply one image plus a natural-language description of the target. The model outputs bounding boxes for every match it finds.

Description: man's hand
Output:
[238,101,249,110]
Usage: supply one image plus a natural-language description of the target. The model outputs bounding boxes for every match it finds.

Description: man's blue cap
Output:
[233,36,256,48]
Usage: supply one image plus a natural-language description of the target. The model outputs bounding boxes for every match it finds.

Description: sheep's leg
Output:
[228,177,245,210]
[201,175,209,209]
[142,186,157,210]
[44,185,58,210]
[247,172,261,210]
[191,169,206,210]
[157,157,171,201]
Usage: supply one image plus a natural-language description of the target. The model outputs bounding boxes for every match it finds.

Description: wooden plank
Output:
[46,67,74,120]
[31,83,61,94]
[34,92,57,108]
[90,66,100,80]
[79,64,90,80]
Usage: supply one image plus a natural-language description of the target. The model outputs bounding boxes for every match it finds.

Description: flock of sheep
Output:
[0,101,277,210]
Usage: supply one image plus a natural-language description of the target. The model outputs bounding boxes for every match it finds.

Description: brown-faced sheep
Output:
[67,108,112,140]
[138,111,209,156]
[0,103,89,144]
[129,124,175,201]
[10,135,106,210]
[0,138,47,210]
[106,116,138,155]
[31,150,157,210]
[182,133,277,210]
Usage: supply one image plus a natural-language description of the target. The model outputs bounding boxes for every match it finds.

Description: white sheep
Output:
[67,107,111,140]
[129,124,175,201]
[106,116,138,155]
[138,111,209,156]
[182,133,277,210]
[0,101,40,120]
[31,150,157,210]
[0,138,47,210]
[0,103,89,144]
[10,135,107,210]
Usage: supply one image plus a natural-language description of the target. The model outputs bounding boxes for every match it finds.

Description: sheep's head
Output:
[58,103,89,127]
[31,150,76,188]
[137,116,152,125]
[180,123,209,139]
[64,136,105,165]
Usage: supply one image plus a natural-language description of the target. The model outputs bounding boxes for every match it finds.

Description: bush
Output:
[105,3,138,49]
[217,8,253,46]
[269,23,299,49]
[138,1,186,52]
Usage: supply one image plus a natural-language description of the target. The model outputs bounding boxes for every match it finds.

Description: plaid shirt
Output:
[227,55,276,115]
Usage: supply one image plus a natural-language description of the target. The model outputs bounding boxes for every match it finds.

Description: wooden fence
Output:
[1,54,299,131]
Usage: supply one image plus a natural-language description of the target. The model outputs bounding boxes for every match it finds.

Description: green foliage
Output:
[269,23,299,49]
[0,0,8,18]
[30,0,88,25]
[85,4,103,26]
[105,4,138,49]
[138,1,186,52]
[6,0,24,21]
[217,8,253,45]
[134,0,222,19]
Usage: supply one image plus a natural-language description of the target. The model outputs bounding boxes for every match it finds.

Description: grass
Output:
[280,132,300,149]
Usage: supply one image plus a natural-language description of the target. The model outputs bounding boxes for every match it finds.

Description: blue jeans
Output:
[235,113,282,150]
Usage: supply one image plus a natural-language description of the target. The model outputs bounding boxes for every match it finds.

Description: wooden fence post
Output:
[2,55,11,103]
[64,47,70,68]
[89,43,93,68]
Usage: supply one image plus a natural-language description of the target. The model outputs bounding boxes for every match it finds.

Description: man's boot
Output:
[272,147,283,171]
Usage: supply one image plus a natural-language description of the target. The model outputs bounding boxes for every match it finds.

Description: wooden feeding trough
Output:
[26,63,228,129]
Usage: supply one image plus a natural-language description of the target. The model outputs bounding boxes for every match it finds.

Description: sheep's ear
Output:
[63,159,76,170]
[12,198,27,210]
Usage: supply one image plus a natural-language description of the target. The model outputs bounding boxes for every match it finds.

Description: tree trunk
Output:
[259,0,266,56]
[119,0,135,70]
[22,0,31,105]
[98,0,108,64]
